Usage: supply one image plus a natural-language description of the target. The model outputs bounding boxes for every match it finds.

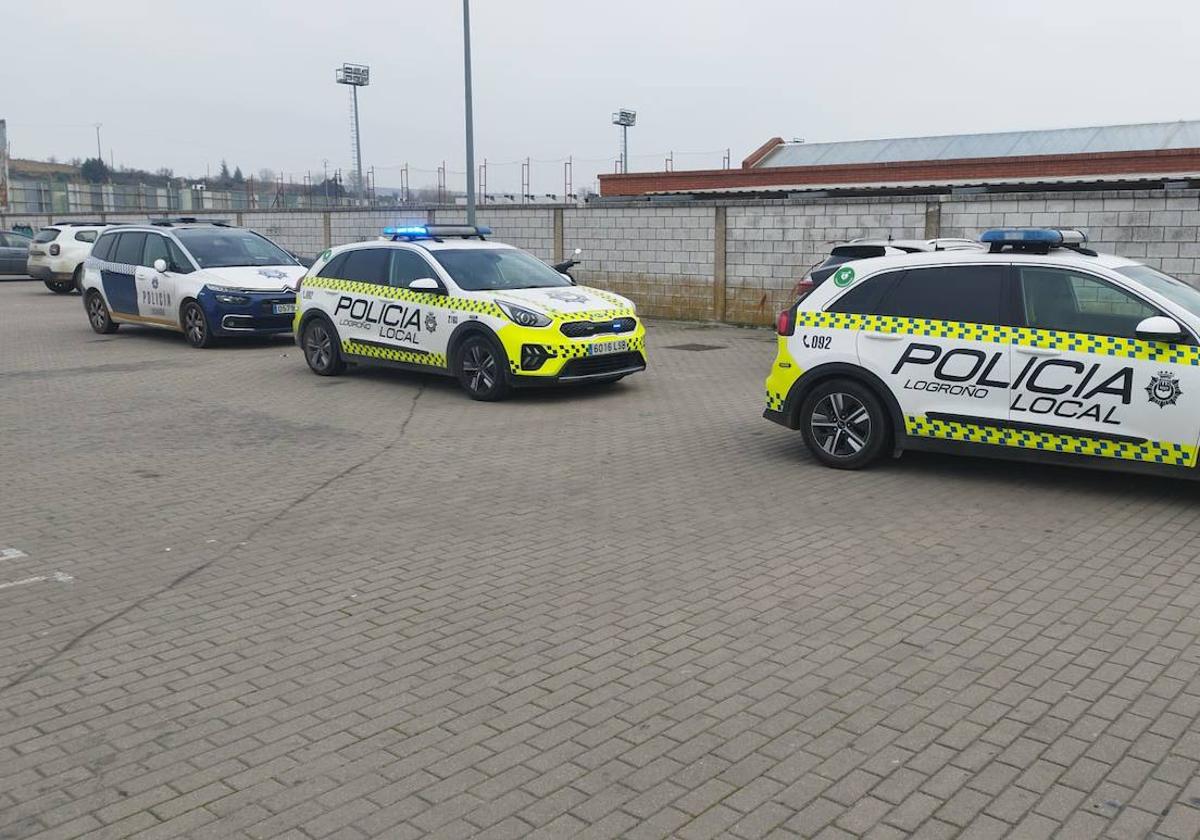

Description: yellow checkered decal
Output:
[546,305,636,321]
[797,311,1200,364]
[304,277,503,318]
[508,335,647,374]
[905,415,1198,467]
[342,339,446,368]
[765,390,785,412]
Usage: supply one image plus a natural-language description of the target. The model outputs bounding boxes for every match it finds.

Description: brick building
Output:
[599,120,1200,198]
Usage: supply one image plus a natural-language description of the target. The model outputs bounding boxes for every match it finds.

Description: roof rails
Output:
[148,217,232,227]
[50,220,106,226]
[383,224,491,242]
[979,227,1098,256]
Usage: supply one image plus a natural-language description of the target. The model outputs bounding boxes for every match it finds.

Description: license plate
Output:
[273,303,297,314]
[588,339,628,356]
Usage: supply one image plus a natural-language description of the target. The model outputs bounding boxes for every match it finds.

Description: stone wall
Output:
[6,189,1200,326]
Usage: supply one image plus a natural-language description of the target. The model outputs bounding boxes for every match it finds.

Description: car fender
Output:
[784,361,906,449]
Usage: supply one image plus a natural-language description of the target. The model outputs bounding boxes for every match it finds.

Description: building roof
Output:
[755,120,1200,169]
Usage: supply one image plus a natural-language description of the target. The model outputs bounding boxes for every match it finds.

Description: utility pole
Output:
[463,0,477,225]
[335,63,370,204]
[94,123,102,160]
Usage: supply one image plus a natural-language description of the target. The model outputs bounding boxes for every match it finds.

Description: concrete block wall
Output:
[563,205,715,320]
[940,190,1200,284]
[6,189,1200,325]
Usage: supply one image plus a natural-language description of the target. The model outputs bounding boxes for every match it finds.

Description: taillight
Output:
[49,243,60,256]
[776,308,795,336]
[793,278,816,302]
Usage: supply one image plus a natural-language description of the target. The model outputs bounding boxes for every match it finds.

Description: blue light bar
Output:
[979,227,1087,246]
[383,225,428,236]
[383,224,493,240]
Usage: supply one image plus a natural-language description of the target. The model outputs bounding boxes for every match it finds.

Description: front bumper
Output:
[198,288,297,336]
[497,318,648,383]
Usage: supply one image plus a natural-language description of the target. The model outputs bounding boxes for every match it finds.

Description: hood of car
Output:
[198,265,306,291]
[491,285,635,318]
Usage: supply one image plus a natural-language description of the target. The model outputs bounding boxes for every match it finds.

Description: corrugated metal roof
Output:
[756,121,1200,168]
[645,172,1200,196]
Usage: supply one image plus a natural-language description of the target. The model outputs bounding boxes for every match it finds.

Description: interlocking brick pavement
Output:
[2,277,1200,839]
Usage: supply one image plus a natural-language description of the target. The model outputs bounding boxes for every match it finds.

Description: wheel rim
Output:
[306,324,332,370]
[462,343,496,393]
[811,392,871,458]
[184,305,205,344]
[88,295,107,329]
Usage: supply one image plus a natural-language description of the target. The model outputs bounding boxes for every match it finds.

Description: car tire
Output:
[45,278,74,294]
[799,378,889,470]
[181,300,214,348]
[301,317,345,376]
[85,290,118,334]
[454,333,511,401]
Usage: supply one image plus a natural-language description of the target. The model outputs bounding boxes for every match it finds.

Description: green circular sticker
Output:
[833,266,856,287]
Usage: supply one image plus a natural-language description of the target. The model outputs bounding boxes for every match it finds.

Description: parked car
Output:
[766,227,1200,480]
[0,230,33,275]
[26,221,108,293]
[80,218,305,347]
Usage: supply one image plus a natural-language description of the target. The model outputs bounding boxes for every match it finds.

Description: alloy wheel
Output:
[88,295,108,330]
[462,344,496,394]
[810,392,871,458]
[184,305,206,345]
[306,323,332,371]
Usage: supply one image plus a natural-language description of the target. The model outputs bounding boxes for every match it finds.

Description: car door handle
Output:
[1015,346,1061,357]
[863,332,904,341]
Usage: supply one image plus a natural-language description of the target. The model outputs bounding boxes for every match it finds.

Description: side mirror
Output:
[1136,315,1186,343]
[559,273,576,285]
[409,277,443,294]
[153,258,168,273]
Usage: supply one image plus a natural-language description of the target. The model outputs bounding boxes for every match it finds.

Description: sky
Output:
[4,0,1200,196]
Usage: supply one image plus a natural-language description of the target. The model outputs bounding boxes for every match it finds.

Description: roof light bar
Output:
[383,224,492,241]
[979,227,1089,254]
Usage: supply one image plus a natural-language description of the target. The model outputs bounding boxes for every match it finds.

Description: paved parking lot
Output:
[2,277,1200,840]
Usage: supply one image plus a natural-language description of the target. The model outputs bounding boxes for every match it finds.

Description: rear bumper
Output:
[27,264,68,282]
[763,408,790,427]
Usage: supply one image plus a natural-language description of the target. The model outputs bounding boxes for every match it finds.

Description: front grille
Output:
[560,351,644,378]
[560,317,637,338]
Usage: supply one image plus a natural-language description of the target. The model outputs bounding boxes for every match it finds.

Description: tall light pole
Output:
[335,63,369,204]
[612,109,636,174]
[463,0,477,226]
[94,123,103,161]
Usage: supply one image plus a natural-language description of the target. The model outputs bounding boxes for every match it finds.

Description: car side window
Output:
[877,265,1006,325]
[75,230,98,243]
[91,233,117,261]
[388,249,439,289]
[1019,267,1160,340]
[142,234,171,268]
[826,271,903,315]
[339,248,391,285]
[113,232,147,266]
[167,241,194,273]
[317,253,348,279]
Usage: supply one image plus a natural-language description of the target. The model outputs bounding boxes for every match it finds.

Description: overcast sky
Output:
[4,0,1199,195]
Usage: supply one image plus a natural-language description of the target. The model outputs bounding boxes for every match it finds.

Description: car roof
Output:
[841,247,1139,276]
[337,238,517,254]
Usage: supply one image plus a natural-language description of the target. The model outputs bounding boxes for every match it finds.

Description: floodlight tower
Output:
[612,109,636,174]
[336,63,370,203]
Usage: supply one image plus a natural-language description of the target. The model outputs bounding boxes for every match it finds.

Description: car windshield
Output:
[174,228,297,268]
[1116,264,1200,319]
[432,248,572,291]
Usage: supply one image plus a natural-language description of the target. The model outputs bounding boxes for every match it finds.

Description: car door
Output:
[134,233,177,323]
[104,232,146,317]
[331,247,396,354]
[1011,265,1200,466]
[0,233,27,273]
[386,247,451,368]
[852,264,1012,443]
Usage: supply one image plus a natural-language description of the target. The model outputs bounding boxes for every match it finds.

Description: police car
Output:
[293,225,646,400]
[80,219,305,347]
[765,228,1200,479]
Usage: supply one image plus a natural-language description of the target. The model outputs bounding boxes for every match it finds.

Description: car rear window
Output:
[34,228,60,244]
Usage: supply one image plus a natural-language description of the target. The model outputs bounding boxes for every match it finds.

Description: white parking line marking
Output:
[0,571,73,591]
[0,548,29,562]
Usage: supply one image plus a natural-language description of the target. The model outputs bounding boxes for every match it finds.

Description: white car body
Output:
[27,222,108,292]
[766,234,1200,478]
[79,221,305,345]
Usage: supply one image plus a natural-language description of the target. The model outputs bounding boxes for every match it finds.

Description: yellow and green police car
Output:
[293,225,646,400]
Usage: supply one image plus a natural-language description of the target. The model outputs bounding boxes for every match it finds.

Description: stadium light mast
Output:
[462,0,477,225]
[335,63,370,204]
[612,109,636,174]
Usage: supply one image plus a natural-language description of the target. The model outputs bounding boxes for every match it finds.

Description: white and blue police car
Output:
[765,228,1200,480]
[80,219,305,347]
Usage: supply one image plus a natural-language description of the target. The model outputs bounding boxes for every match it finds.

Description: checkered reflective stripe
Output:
[545,305,636,322]
[905,415,1198,467]
[341,339,446,368]
[508,335,647,375]
[304,277,503,317]
[765,390,785,412]
[796,311,1200,364]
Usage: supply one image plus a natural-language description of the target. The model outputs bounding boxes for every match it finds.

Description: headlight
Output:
[206,285,250,305]
[496,300,551,328]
